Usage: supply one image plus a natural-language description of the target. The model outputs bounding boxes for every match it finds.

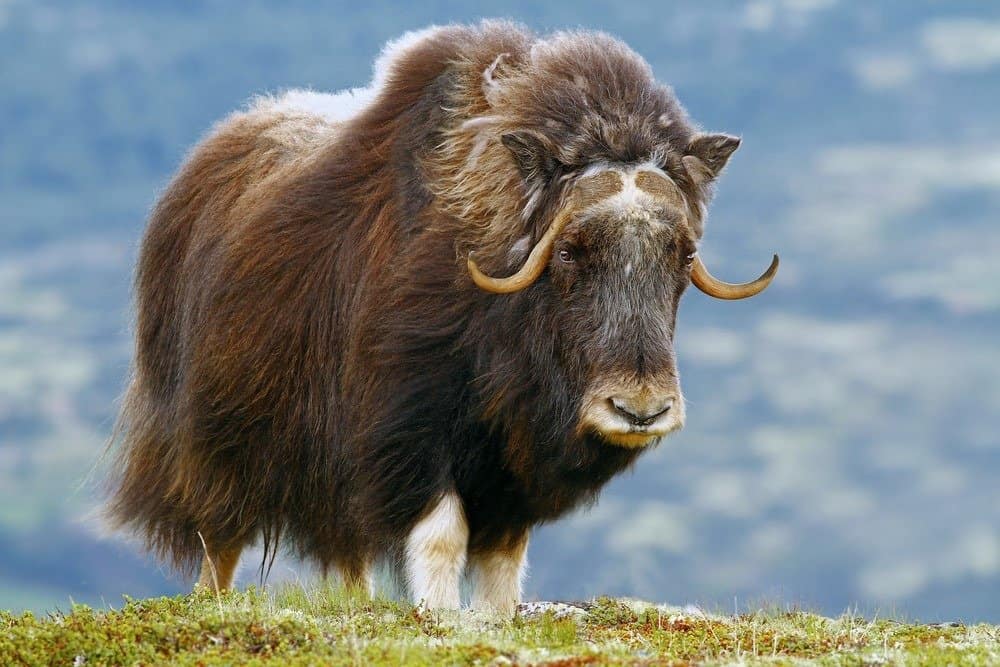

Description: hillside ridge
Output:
[2,585,997,665]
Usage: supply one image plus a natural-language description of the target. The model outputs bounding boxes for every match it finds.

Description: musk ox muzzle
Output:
[578,378,686,448]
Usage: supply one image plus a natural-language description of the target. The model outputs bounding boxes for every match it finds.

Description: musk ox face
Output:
[467,129,778,451]
[553,164,696,447]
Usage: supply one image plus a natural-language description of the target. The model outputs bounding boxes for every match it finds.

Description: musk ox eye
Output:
[558,248,575,263]
[685,251,696,265]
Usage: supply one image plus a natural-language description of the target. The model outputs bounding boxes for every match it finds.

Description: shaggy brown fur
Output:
[106,21,745,593]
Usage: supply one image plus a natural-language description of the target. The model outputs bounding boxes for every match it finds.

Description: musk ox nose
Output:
[609,395,675,427]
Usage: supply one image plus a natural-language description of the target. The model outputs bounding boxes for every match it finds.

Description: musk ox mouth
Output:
[591,421,684,449]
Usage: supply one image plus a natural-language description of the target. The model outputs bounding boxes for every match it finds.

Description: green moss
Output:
[0,587,996,666]
[585,597,640,627]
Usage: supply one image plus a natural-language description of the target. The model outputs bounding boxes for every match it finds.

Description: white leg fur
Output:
[469,533,529,615]
[404,492,468,610]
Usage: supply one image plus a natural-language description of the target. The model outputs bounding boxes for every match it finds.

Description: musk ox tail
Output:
[105,377,284,579]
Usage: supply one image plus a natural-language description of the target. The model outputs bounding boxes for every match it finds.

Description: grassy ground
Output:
[2,585,997,666]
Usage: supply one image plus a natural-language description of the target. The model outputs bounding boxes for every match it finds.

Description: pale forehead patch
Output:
[573,162,686,221]
[574,170,624,209]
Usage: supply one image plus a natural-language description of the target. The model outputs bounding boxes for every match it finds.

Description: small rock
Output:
[517,601,589,620]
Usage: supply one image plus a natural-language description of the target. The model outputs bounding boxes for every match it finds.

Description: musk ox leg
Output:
[195,544,242,593]
[404,491,468,610]
[469,532,529,615]
[340,561,374,597]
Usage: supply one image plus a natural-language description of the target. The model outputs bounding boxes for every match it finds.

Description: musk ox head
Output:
[439,28,778,449]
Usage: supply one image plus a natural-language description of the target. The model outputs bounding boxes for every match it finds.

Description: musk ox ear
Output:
[501,131,561,184]
[683,133,741,186]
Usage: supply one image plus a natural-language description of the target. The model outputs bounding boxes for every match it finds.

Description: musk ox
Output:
[107,21,777,614]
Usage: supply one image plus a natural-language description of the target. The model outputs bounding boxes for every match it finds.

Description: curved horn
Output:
[691,253,779,300]
[468,204,576,294]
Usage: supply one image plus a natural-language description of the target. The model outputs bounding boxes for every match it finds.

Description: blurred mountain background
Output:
[1,0,997,621]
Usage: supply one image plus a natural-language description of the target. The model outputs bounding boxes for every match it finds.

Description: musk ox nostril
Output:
[609,396,674,426]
